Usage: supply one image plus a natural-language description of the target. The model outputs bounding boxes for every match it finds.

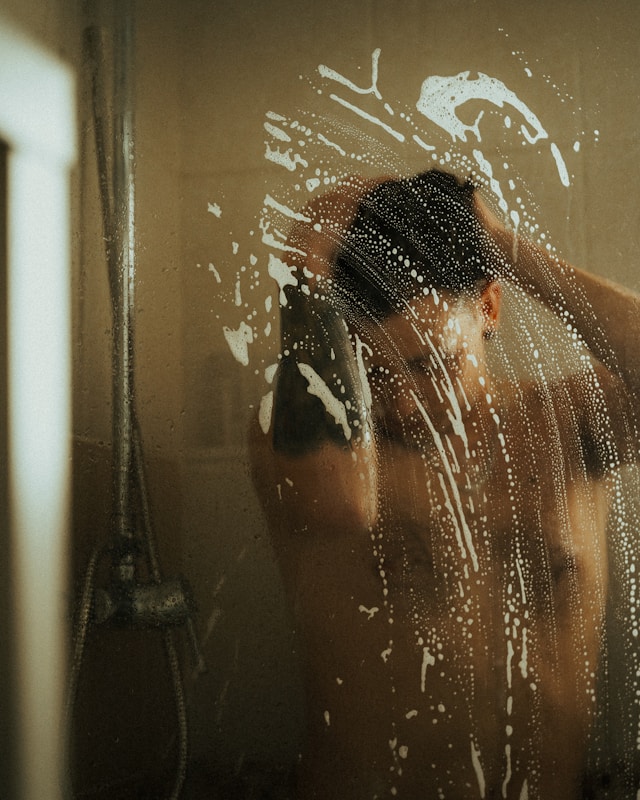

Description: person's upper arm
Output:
[567,362,640,478]
[249,412,378,540]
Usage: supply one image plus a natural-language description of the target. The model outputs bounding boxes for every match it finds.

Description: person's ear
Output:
[479,281,502,340]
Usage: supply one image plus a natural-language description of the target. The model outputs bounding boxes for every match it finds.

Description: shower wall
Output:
[4,0,640,797]
[0,0,79,53]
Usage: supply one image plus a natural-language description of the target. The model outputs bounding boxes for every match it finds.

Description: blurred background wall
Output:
[1,0,639,797]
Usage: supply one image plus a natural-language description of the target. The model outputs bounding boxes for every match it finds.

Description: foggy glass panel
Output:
[72,2,640,799]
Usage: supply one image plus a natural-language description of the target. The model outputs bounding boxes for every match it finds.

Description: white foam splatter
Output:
[413,133,436,152]
[329,94,405,142]
[506,639,515,688]
[502,743,512,798]
[264,121,291,142]
[258,391,273,434]
[264,193,312,222]
[297,362,351,441]
[420,646,435,692]
[550,141,570,186]
[519,628,528,678]
[318,47,382,100]
[354,334,373,414]
[264,363,278,384]
[473,149,508,213]
[223,321,254,366]
[317,132,347,156]
[264,143,309,172]
[268,253,298,305]
[471,740,486,799]
[260,217,306,255]
[416,71,547,145]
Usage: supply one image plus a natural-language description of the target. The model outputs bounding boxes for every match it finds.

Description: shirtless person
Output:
[251,170,640,799]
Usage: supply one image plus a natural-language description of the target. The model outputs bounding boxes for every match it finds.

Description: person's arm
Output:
[255,178,383,534]
[475,192,640,470]
[475,193,640,401]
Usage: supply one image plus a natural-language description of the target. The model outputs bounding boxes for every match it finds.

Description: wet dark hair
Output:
[332,169,495,321]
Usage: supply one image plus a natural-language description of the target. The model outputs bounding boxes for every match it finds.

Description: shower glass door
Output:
[71,3,640,799]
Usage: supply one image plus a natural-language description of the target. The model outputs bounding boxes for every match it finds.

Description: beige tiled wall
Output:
[5,0,640,793]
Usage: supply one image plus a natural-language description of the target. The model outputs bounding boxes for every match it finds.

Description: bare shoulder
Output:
[502,362,639,478]
[248,413,378,539]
